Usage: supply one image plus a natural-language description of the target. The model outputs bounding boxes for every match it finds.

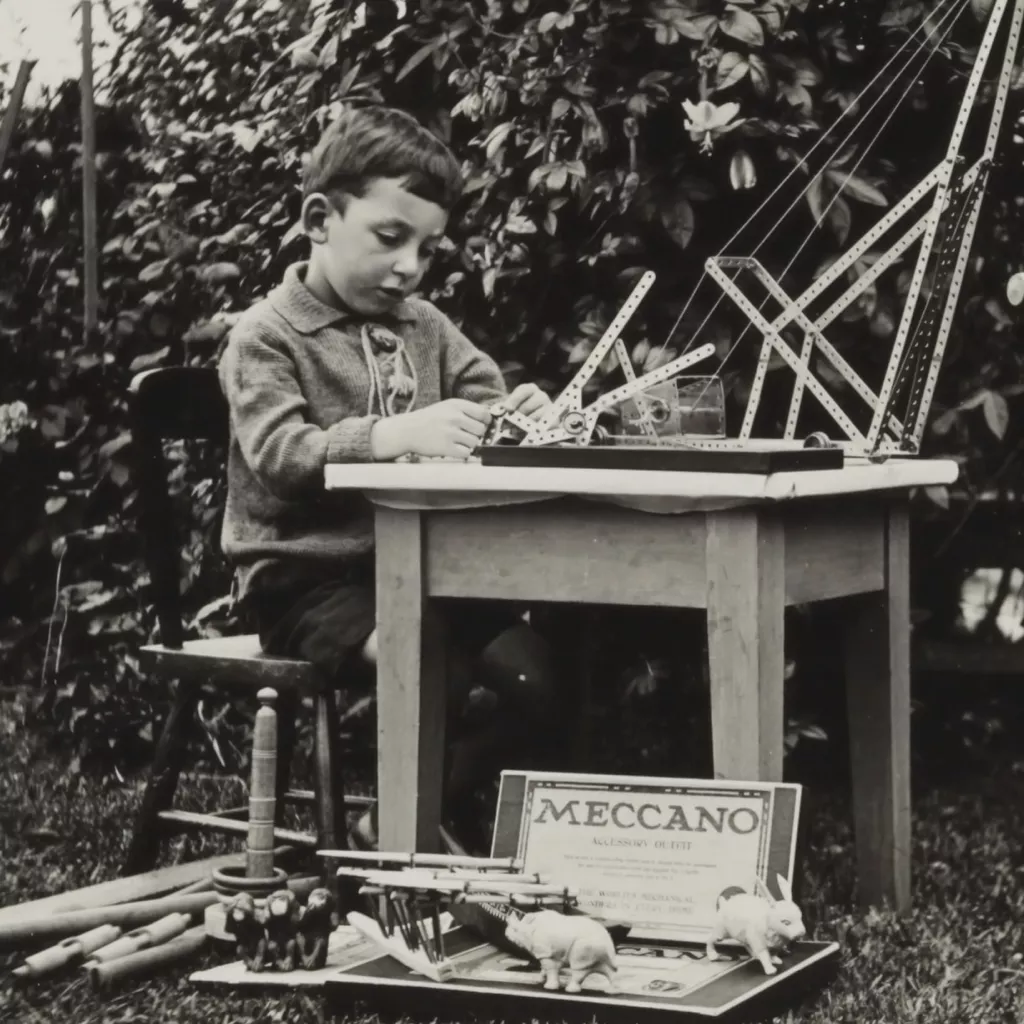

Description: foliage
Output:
[2,0,1024,765]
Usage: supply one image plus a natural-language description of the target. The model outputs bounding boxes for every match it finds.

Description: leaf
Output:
[505,214,537,235]
[396,21,472,81]
[729,150,757,190]
[231,123,261,153]
[98,433,133,461]
[130,347,171,372]
[806,174,826,225]
[197,262,242,285]
[924,486,950,510]
[747,53,771,95]
[720,6,764,46]
[551,97,571,120]
[827,196,851,245]
[983,391,1009,439]
[483,121,515,160]
[826,170,887,206]
[660,195,695,249]
[716,52,749,92]
[138,259,169,283]
[318,34,339,68]
[279,220,305,250]
[45,497,67,515]
[799,724,828,741]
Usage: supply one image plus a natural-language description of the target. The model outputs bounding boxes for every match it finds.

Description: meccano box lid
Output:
[490,770,803,944]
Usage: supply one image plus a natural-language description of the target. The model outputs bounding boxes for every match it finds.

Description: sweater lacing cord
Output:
[361,323,419,418]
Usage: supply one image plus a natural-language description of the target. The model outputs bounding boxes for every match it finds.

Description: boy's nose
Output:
[392,246,422,279]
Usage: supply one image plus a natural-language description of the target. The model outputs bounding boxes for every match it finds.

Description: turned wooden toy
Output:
[208,687,287,942]
[247,687,279,881]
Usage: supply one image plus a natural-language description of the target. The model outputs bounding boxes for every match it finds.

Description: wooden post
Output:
[0,60,35,176]
[80,0,99,338]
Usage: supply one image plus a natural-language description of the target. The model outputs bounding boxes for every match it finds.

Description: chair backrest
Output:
[129,366,229,648]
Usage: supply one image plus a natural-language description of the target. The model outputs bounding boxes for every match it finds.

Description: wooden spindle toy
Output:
[247,687,278,881]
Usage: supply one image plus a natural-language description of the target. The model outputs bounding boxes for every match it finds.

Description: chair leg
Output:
[313,688,347,871]
[274,690,299,826]
[123,680,200,876]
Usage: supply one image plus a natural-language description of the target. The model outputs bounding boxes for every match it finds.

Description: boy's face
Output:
[302,177,448,317]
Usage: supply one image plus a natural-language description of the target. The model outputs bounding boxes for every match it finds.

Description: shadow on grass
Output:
[2,678,1024,1024]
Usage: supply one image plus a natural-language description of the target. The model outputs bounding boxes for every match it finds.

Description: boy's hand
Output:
[503,383,552,421]
[371,399,492,460]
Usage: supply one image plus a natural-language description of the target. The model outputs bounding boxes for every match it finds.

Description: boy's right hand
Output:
[370,399,492,461]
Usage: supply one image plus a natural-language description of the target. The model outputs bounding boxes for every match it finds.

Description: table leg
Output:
[843,500,911,912]
[705,508,785,782]
[375,507,447,852]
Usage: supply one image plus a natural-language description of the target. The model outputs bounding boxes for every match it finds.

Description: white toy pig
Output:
[705,874,805,976]
[505,910,618,994]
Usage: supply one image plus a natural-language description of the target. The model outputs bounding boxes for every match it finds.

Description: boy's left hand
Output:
[503,383,552,421]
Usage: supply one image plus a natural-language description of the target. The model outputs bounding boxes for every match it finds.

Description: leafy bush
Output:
[2,0,1023,769]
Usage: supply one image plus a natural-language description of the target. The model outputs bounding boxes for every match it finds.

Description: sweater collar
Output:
[270,262,417,334]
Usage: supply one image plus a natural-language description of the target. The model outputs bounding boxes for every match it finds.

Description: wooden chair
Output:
[121,365,362,877]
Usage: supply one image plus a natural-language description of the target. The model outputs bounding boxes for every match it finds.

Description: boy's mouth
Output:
[376,286,405,302]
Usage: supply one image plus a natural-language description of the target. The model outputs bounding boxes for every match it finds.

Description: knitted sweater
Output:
[218,262,507,599]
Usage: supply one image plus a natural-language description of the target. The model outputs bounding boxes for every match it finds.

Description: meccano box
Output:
[325,771,840,1022]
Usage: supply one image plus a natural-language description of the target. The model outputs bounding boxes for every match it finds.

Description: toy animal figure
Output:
[224,893,268,972]
[705,874,806,976]
[296,887,338,970]
[505,910,618,994]
[264,889,302,971]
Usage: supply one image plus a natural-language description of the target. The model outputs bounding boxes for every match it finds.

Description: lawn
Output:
[2,679,1024,1024]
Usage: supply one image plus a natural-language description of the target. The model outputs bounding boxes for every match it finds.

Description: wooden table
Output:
[325,457,959,911]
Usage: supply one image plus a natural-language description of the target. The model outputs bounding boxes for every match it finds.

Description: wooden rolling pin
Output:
[84,912,190,965]
[84,926,207,992]
[12,925,121,980]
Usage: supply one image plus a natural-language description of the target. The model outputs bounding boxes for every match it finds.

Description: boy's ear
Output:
[301,192,334,243]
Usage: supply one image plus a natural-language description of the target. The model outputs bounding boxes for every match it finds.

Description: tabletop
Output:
[324,456,960,511]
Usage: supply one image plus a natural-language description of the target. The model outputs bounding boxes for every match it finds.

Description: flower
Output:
[682,99,742,154]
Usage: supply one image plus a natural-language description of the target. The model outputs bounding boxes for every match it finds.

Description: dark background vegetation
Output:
[1,0,1024,777]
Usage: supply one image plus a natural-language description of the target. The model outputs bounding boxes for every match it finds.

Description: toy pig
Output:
[705,874,805,975]
[505,910,618,994]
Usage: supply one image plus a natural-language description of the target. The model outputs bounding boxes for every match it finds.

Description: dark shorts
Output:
[243,558,523,686]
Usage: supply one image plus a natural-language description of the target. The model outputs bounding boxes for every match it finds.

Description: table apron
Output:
[418,497,889,608]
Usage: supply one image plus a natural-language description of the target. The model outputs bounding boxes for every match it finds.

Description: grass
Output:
[3,681,1024,1024]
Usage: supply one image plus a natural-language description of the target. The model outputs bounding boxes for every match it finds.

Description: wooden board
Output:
[478,445,843,474]
[323,456,959,504]
[0,854,242,931]
[325,927,840,1024]
[191,924,421,992]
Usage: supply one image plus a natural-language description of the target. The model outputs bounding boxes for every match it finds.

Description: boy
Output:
[218,105,561,850]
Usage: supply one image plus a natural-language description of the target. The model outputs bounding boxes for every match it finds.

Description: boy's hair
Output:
[303,105,463,211]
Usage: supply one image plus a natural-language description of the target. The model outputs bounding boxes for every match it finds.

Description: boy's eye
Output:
[375,230,401,245]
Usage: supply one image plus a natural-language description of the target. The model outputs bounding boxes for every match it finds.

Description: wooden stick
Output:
[0,892,215,952]
[80,0,98,338]
[453,893,576,907]
[0,60,34,175]
[0,855,243,931]
[319,850,523,871]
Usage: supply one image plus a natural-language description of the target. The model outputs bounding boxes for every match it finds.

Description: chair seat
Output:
[139,633,318,689]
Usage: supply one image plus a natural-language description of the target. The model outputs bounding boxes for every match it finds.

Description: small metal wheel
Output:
[646,397,671,425]
[803,431,835,449]
[561,410,588,436]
